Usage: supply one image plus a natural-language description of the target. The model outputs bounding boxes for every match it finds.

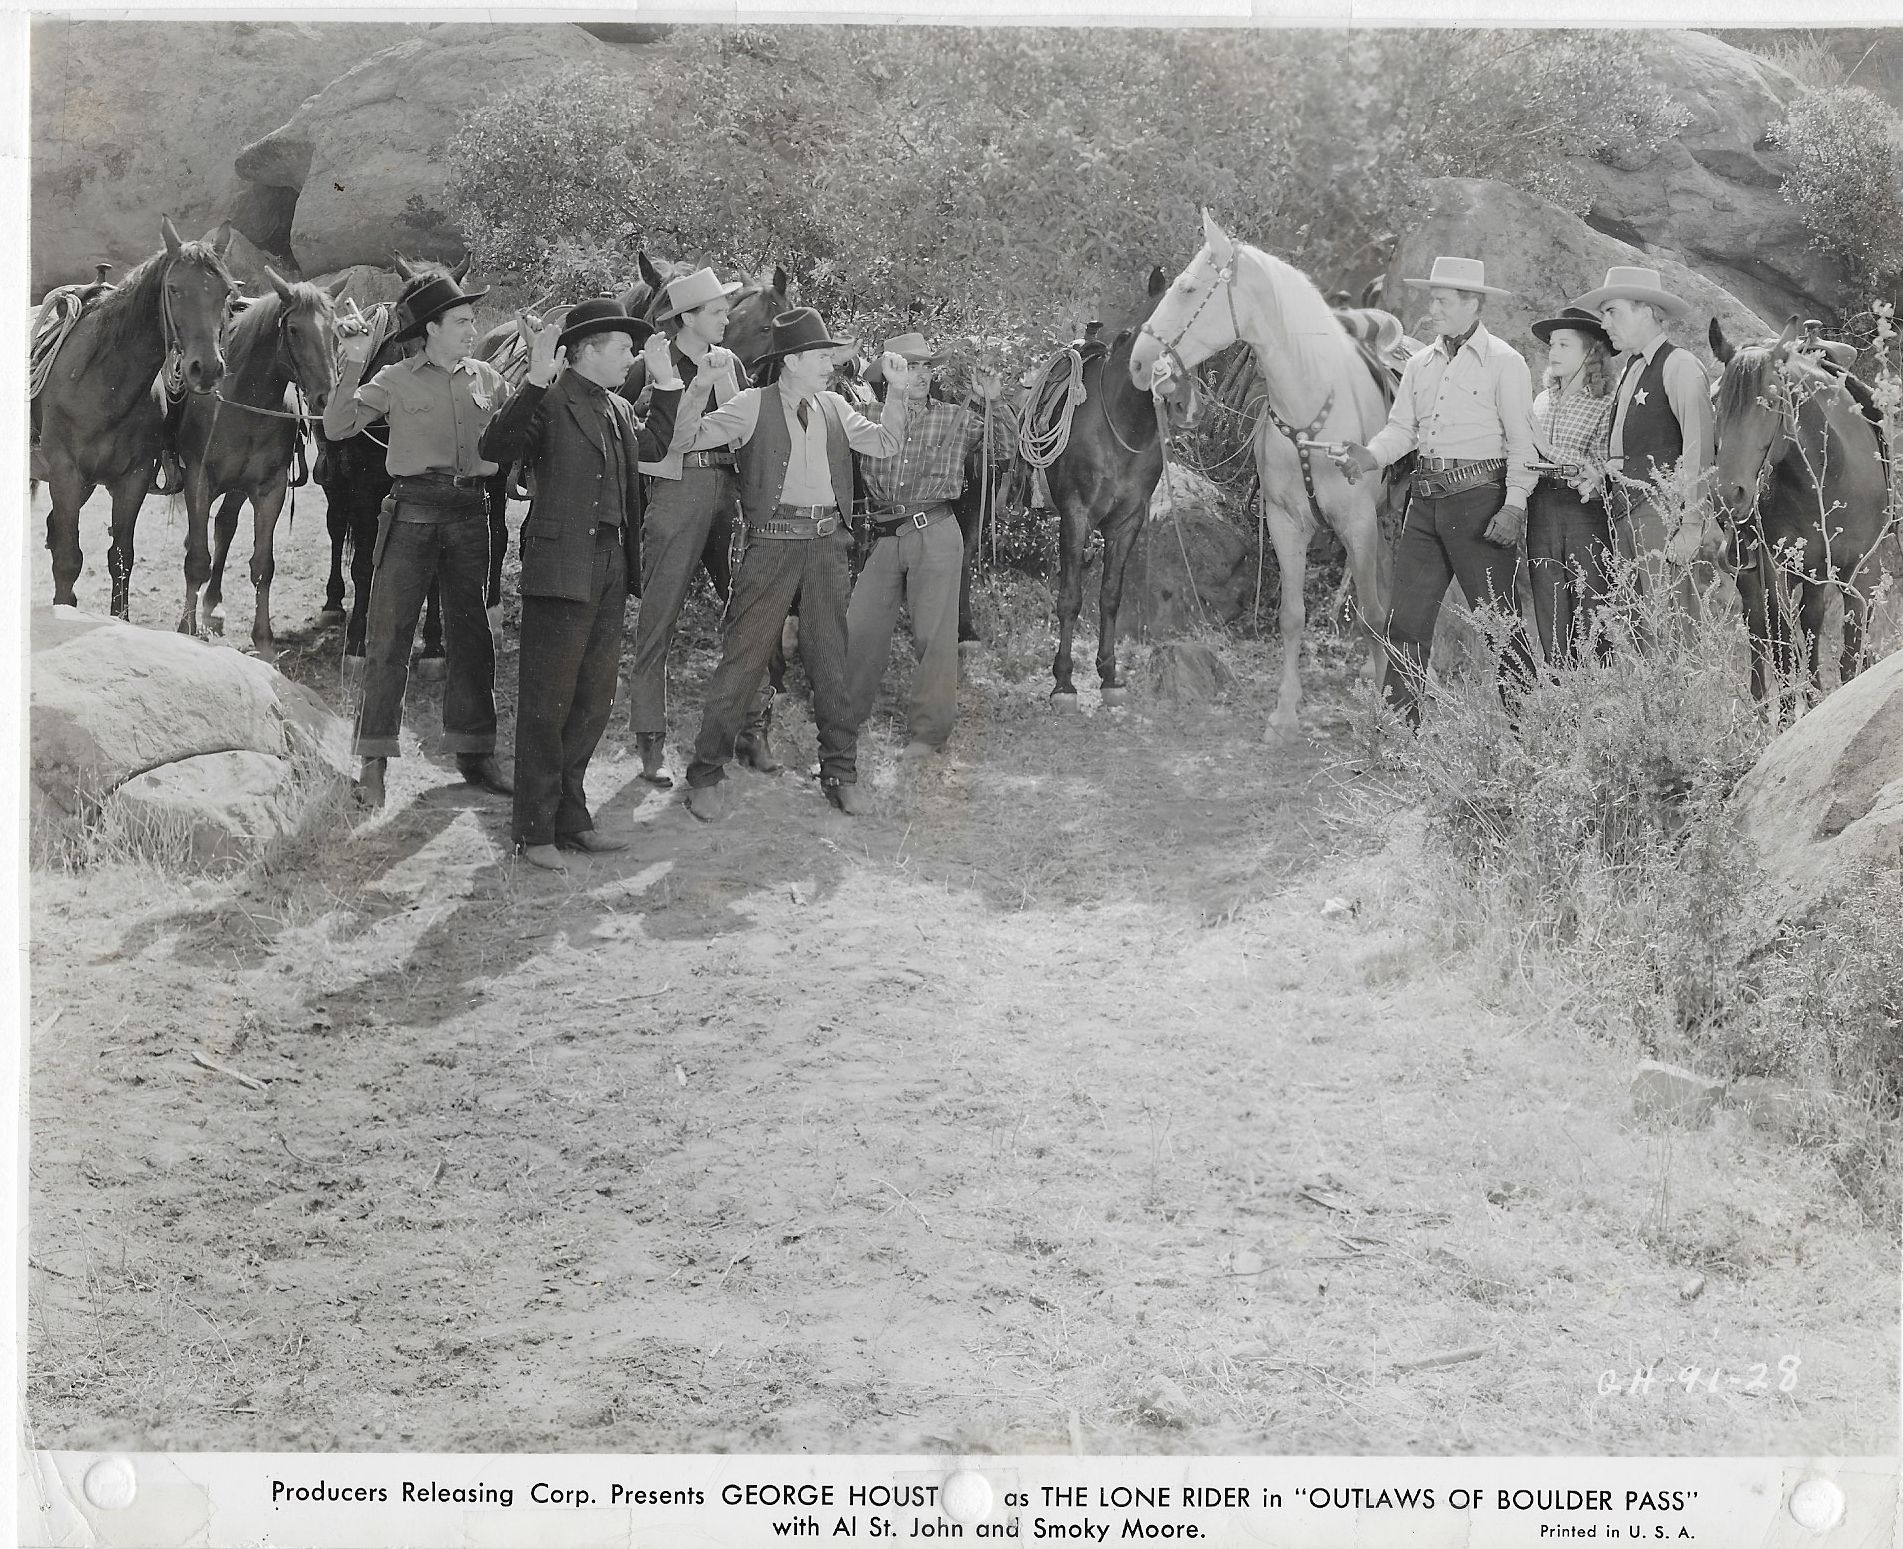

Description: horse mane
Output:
[1715,343,1778,428]
[1233,241,1355,386]
[87,241,233,363]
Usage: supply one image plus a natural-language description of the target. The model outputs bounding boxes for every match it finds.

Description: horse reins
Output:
[1139,249,1340,531]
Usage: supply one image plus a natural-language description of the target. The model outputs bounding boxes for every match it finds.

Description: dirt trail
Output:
[26,488,1898,1456]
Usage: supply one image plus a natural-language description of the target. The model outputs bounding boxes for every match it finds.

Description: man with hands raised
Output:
[659,308,915,821]
[479,299,651,872]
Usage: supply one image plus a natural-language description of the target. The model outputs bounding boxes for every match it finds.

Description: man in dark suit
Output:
[480,298,651,872]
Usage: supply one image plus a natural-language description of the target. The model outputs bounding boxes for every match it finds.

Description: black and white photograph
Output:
[16,6,1902,1494]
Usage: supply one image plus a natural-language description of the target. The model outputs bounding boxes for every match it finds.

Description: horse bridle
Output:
[1139,247,1339,523]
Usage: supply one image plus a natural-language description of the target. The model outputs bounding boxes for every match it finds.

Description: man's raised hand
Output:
[524,313,565,387]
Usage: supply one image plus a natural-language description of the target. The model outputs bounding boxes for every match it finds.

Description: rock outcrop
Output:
[30,607,352,869]
[1730,644,1903,918]
[1386,177,1774,375]
[233,23,651,275]
[29,19,416,297]
[1082,469,1261,641]
[1565,31,1847,326]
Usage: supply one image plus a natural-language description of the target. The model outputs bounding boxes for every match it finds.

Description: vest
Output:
[1619,339,1684,478]
[637,340,745,478]
[738,382,855,524]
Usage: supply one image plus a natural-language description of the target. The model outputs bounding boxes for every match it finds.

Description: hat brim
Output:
[1401,276,1514,298]
[557,316,656,352]
[389,287,488,342]
[653,279,746,323]
[760,337,858,365]
[1529,315,1613,347]
[1572,285,1693,319]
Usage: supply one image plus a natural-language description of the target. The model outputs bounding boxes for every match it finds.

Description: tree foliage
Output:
[1772,85,1903,303]
[441,26,1687,359]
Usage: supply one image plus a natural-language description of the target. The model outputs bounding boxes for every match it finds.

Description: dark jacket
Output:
[480,372,644,602]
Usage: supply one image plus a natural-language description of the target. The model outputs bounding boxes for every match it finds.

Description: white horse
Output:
[1130,210,1397,737]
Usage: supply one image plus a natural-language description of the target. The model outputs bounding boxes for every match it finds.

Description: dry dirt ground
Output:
[24,486,1899,1457]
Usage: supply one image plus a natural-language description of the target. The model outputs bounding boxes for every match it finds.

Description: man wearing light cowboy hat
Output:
[325,267,513,810]
[479,297,651,873]
[1331,255,1538,729]
[627,265,765,788]
[1572,264,1717,581]
[663,307,916,820]
[845,329,1012,762]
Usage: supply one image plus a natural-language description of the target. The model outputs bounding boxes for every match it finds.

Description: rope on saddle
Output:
[1017,348,1089,469]
[29,287,90,404]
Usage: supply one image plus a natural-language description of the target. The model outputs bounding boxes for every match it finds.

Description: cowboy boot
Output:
[823,777,870,817]
[635,733,673,788]
[457,753,515,796]
[355,757,387,811]
[733,695,782,774]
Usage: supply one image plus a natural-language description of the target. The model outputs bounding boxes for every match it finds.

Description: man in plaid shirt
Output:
[845,332,1016,759]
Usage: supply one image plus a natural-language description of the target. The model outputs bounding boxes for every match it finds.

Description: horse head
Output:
[722,264,795,376]
[1128,209,1241,391]
[159,214,239,394]
[263,266,344,415]
[1710,315,1806,527]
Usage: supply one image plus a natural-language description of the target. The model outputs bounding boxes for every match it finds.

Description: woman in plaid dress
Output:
[1526,307,1618,666]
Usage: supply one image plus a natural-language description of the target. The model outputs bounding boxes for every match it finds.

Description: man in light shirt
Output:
[1333,256,1538,728]
[650,307,914,820]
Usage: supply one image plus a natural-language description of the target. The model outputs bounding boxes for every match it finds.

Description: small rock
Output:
[1232,1249,1265,1276]
[1137,1375,1193,1427]
[1726,1076,1806,1138]
[1629,1059,1725,1129]
[1679,1274,1706,1301]
[1320,897,1359,921]
[1486,1182,1530,1207]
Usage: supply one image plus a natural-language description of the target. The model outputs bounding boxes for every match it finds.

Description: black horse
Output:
[1039,267,1200,706]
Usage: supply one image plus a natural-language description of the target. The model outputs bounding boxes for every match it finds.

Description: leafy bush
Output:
[441,27,1687,352]
[1375,546,1899,1225]
[442,66,646,282]
[1772,85,1903,303]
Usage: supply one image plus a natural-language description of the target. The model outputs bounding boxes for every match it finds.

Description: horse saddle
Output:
[1333,306,1411,406]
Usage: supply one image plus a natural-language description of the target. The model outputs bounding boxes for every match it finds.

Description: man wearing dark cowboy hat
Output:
[326,268,513,809]
[1332,256,1538,728]
[626,266,762,788]
[478,298,651,873]
[845,330,1012,761]
[664,307,916,820]
[1574,265,1716,580]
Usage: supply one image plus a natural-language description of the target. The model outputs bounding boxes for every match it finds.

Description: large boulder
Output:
[29,19,414,297]
[1386,177,1773,376]
[1082,468,1261,641]
[234,23,650,275]
[1565,31,1849,325]
[30,607,352,868]
[1729,644,1903,918]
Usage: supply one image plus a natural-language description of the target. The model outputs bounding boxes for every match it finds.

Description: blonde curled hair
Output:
[1543,328,1614,398]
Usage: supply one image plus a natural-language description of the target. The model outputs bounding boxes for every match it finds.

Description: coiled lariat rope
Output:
[1017,348,1089,469]
[28,288,90,404]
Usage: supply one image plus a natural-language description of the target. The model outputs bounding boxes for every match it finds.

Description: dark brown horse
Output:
[1710,315,1895,713]
[182,270,347,648]
[35,217,237,618]
[1035,267,1201,706]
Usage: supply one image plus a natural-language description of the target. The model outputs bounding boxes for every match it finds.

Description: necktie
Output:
[796,398,811,431]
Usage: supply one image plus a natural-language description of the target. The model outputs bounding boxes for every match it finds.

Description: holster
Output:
[373,494,398,569]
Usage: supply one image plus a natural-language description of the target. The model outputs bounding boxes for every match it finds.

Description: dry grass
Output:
[24,485,1899,1458]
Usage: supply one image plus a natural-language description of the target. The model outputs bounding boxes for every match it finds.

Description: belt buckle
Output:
[911,511,930,530]
[815,515,839,538]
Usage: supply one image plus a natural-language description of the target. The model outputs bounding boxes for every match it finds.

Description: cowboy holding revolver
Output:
[1330,256,1538,728]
